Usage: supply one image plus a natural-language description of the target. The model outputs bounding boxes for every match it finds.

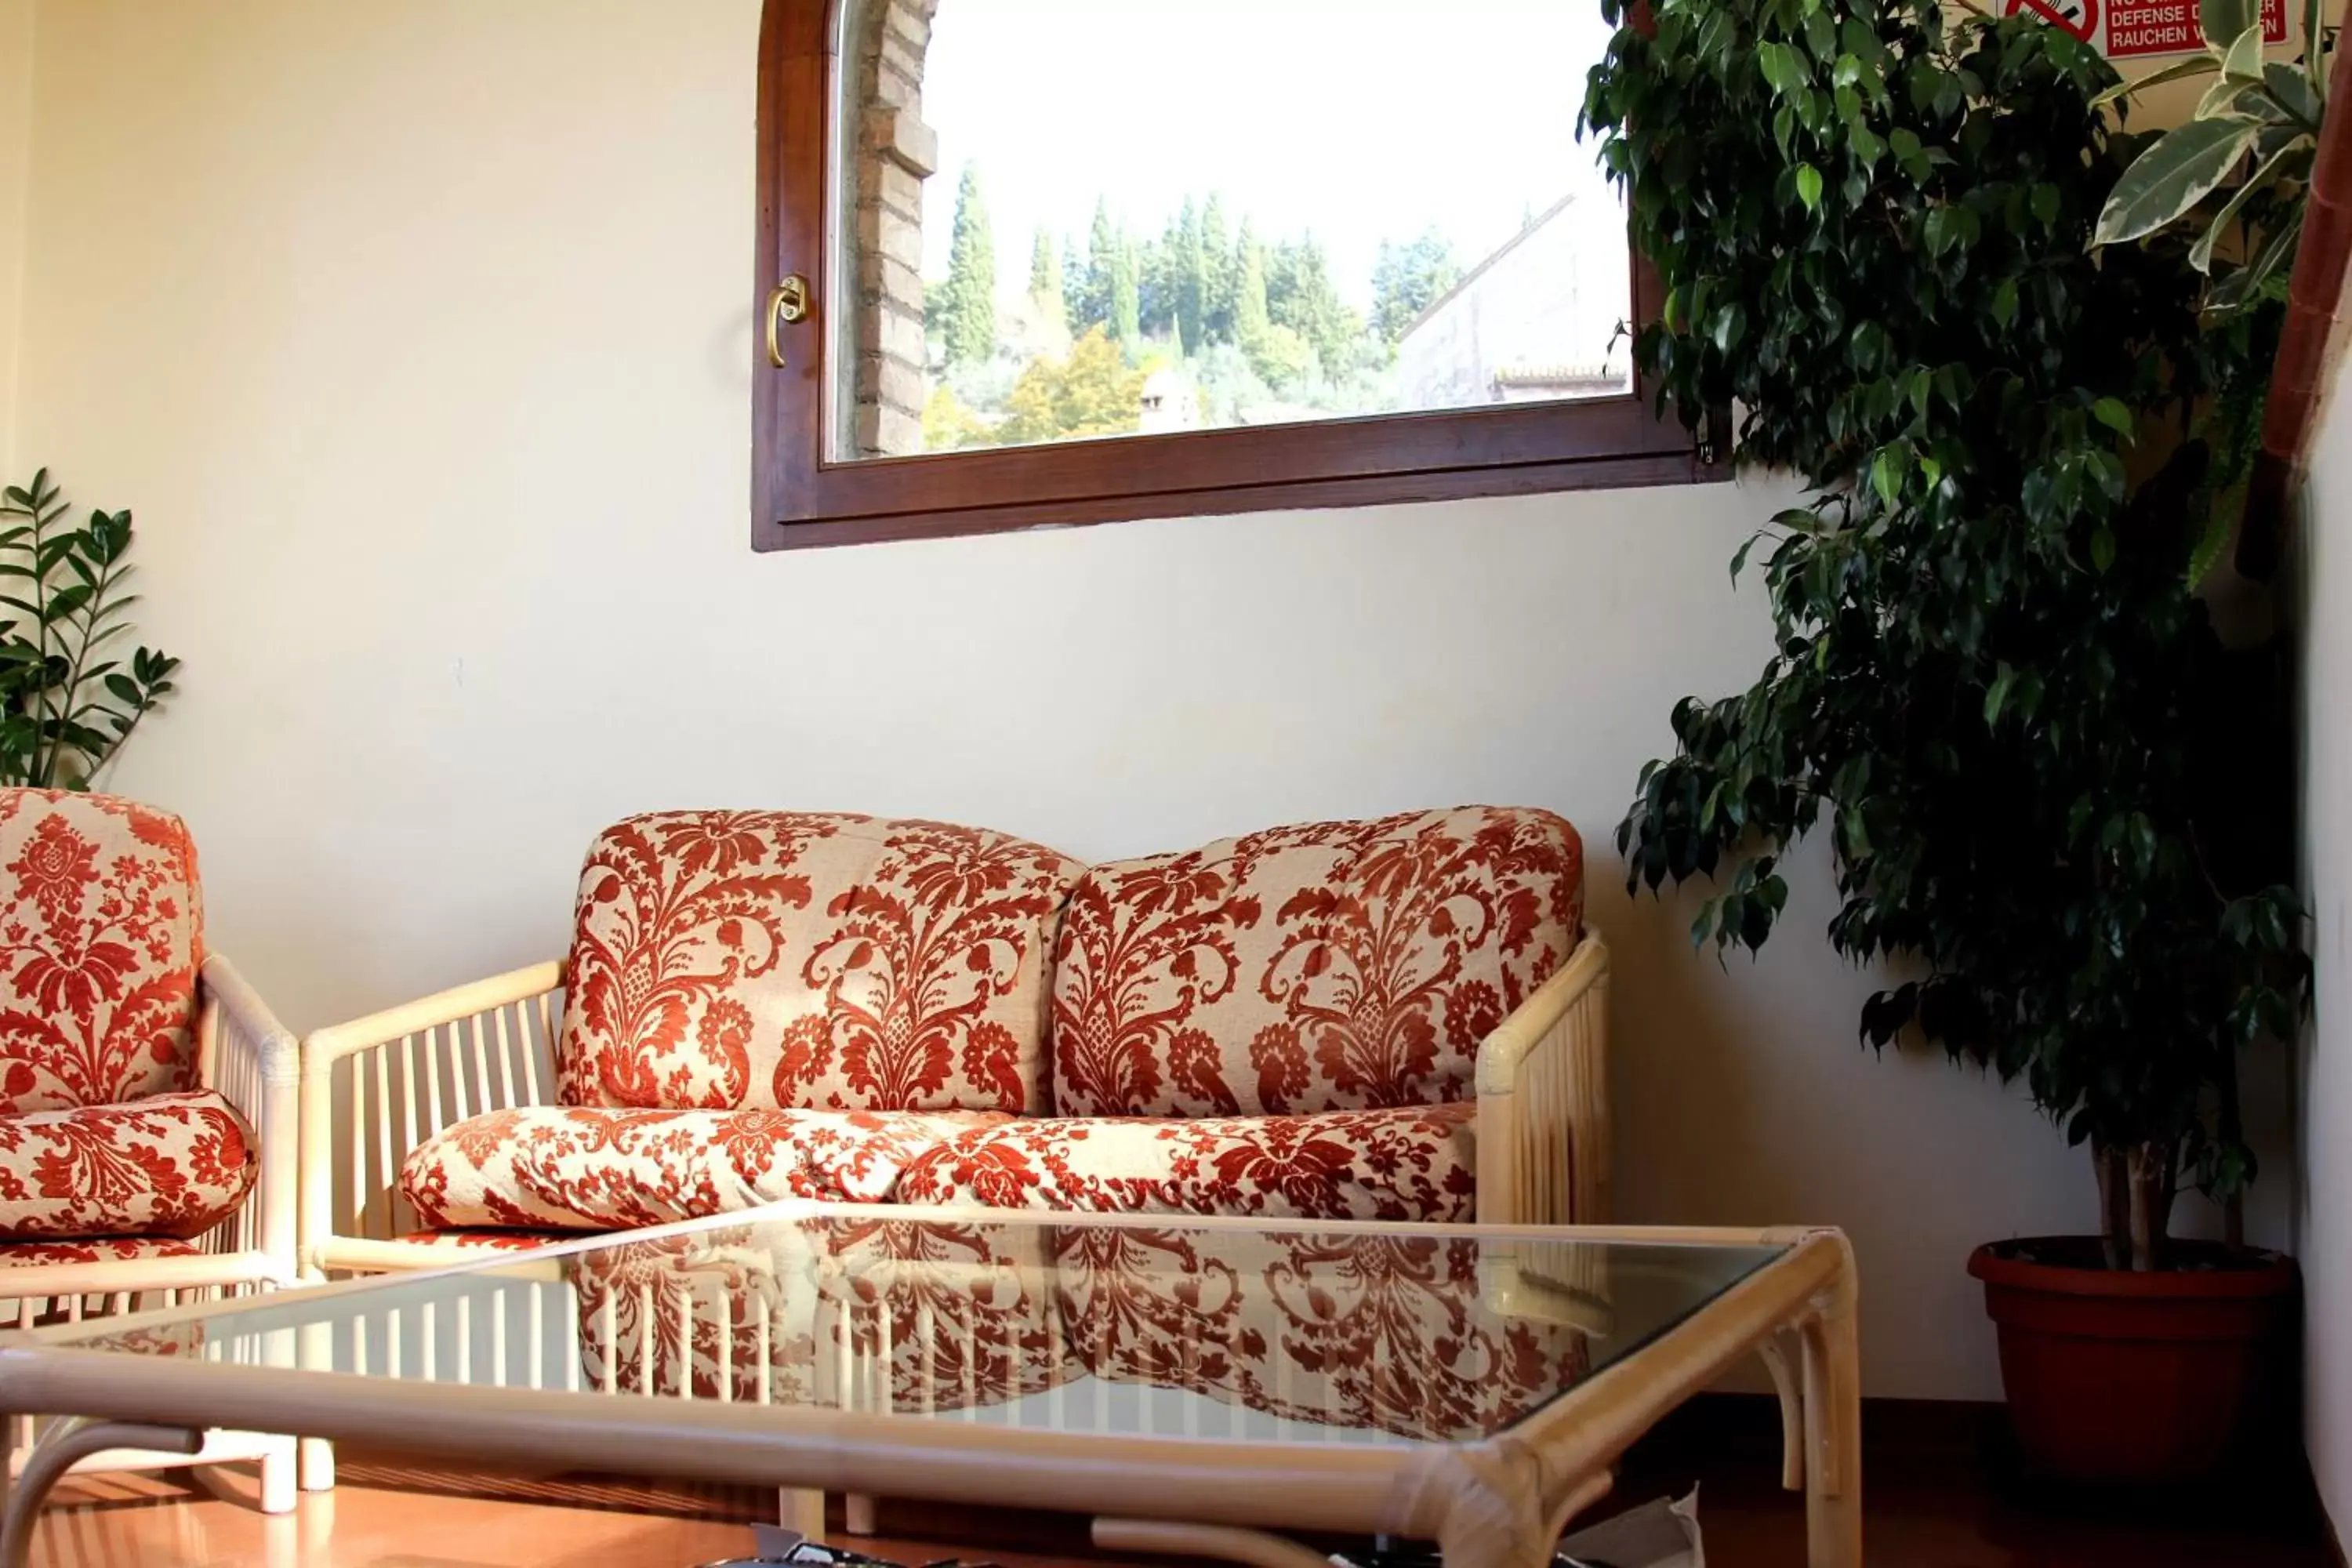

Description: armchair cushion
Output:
[0,1089,256,1242]
[399,1104,1008,1232]
[0,790,204,1112]
[1049,806,1581,1117]
[897,1102,1479,1223]
[555,812,1083,1115]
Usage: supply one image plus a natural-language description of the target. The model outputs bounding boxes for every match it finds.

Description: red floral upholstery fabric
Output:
[1052,1228,1589,1441]
[898,1102,1478,1223]
[400,1105,1007,1232]
[0,1089,254,1241]
[573,1218,1063,1411]
[393,1229,573,1254]
[556,812,1083,1115]
[0,1234,201,1267]
[1049,806,1581,1117]
[569,1222,1585,1443]
[0,790,203,1113]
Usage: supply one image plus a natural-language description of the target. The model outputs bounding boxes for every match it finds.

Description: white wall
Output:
[2,0,2237,1403]
[2296,336,2352,1536]
[0,0,33,474]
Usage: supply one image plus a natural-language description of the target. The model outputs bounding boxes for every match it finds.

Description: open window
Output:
[753,0,1719,550]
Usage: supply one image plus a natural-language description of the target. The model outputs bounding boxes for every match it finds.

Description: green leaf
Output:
[1992,278,2020,328]
[1710,301,1750,352]
[2190,139,2314,272]
[2220,20,2266,82]
[1985,661,2018,727]
[2194,75,2267,118]
[2201,0,2252,49]
[2092,53,2221,107]
[1759,40,1809,98]
[2091,527,2118,572]
[1795,163,1824,211]
[2187,492,2241,586]
[2094,118,2264,245]
[1871,446,1904,506]
[2093,397,2136,437]
[2263,61,2321,127]
[2230,205,2303,303]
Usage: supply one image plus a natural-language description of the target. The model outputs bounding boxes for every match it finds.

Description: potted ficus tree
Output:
[1584,0,2311,1483]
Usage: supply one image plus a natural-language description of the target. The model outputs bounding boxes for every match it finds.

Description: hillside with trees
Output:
[920,164,1465,453]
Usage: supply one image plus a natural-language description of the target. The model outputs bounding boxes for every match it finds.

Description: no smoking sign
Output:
[2006,0,2288,56]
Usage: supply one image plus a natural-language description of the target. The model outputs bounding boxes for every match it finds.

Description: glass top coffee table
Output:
[0,1208,1860,1568]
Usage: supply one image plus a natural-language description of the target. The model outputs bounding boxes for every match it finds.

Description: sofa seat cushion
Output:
[557,812,1083,1116]
[393,1229,573,1255]
[0,790,205,1112]
[400,1105,1010,1232]
[1051,806,1582,1118]
[0,1090,256,1243]
[0,1234,202,1267]
[898,1102,1479,1223]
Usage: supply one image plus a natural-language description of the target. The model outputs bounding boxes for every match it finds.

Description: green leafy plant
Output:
[0,470,180,789]
[1583,0,2307,1271]
[2092,0,2331,318]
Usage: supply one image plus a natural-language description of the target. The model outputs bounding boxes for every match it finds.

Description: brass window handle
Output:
[765,274,810,369]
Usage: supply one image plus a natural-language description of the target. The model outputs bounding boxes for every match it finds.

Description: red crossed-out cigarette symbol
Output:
[2007,0,2100,43]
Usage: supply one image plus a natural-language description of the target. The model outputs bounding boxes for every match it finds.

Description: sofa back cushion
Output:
[0,789,204,1112]
[1050,806,1581,1117]
[557,811,1083,1114]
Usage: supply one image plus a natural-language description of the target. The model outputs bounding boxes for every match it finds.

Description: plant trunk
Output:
[2096,1142,2132,1271]
[2219,1053,2249,1254]
[2125,1140,2179,1272]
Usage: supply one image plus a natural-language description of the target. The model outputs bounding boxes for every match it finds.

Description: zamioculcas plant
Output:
[0,470,180,789]
[1584,0,2307,1271]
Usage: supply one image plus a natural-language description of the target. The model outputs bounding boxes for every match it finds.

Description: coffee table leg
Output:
[779,1485,827,1544]
[1799,1266,1863,1568]
[1758,1328,1807,1491]
[0,1417,202,1568]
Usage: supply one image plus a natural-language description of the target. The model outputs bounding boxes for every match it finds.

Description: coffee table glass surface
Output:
[0,1208,1860,1567]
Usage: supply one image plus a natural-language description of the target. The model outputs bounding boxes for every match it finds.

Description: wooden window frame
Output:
[752,0,1725,553]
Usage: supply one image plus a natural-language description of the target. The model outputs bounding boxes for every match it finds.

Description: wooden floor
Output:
[18,1399,2336,1568]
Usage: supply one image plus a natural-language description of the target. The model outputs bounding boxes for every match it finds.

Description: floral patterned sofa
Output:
[567,1215,1595,1443]
[299,804,1607,1277]
[0,788,299,1509]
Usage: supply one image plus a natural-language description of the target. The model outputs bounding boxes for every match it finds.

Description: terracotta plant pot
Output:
[1968,1237,2299,1484]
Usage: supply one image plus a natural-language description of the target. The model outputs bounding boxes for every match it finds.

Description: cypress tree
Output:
[1029,229,1065,337]
[937,164,996,366]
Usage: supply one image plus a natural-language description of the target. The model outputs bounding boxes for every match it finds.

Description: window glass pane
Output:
[829,0,1629,461]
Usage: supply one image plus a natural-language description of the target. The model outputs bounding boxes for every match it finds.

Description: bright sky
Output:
[916,0,1624,314]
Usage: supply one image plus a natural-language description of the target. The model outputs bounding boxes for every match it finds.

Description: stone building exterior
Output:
[1395,194,1632,413]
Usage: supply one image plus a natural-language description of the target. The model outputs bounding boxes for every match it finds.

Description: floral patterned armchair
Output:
[301,804,1604,1282]
[0,789,299,1511]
